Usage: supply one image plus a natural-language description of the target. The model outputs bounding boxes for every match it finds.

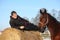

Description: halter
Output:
[39,14,48,27]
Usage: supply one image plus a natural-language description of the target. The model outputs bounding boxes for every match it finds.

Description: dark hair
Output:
[11,11,17,15]
[40,8,47,14]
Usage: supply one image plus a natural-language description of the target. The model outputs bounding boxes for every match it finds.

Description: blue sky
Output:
[0,0,60,31]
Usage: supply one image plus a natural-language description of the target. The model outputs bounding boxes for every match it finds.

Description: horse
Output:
[39,10,60,40]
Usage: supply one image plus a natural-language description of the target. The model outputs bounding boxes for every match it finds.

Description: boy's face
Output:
[12,13,17,19]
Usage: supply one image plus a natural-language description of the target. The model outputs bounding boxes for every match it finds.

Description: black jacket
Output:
[9,15,29,29]
[9,15,46,32]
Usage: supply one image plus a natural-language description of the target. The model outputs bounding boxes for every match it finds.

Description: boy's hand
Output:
[20,26,24,29]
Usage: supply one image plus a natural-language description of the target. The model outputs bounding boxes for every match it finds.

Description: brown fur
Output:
[39,13,60,40]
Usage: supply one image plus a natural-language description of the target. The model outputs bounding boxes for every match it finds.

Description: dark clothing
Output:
[9,15,38,30]
[9,15,46,32]
[9,15,27,29]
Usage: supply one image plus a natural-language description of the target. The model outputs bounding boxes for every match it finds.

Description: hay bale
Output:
[0,28,43,40]
[0,28,21,40]
[0,32,2,35]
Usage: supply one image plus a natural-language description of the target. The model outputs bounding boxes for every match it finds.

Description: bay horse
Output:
[39,9,60,40]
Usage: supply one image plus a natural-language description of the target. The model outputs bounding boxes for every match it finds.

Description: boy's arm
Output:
[9,20,25,29]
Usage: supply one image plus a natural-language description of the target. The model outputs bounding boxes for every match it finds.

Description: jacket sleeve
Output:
[9,20,20,29]
[9,20,16,28]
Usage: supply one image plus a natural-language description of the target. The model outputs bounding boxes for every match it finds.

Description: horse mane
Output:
[47,13,59,23]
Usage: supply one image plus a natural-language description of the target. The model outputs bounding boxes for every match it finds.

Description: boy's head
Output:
[11,11,17,19]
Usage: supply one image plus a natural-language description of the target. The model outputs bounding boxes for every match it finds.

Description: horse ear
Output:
[40,9,43,14]
[40,8,47,14]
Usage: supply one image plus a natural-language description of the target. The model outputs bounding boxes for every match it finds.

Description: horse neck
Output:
[47,14,59,35]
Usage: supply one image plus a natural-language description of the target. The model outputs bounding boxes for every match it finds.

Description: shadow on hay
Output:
[0,28,43,40]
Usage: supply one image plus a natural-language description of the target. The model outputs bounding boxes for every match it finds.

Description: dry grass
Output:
[0,28,43,40]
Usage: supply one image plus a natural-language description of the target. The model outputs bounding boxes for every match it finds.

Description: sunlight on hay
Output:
[0,28,43,40]
[0,32,2,35]
[0,28,21,40]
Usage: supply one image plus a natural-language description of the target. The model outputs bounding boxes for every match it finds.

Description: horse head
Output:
[39,8,49,29]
